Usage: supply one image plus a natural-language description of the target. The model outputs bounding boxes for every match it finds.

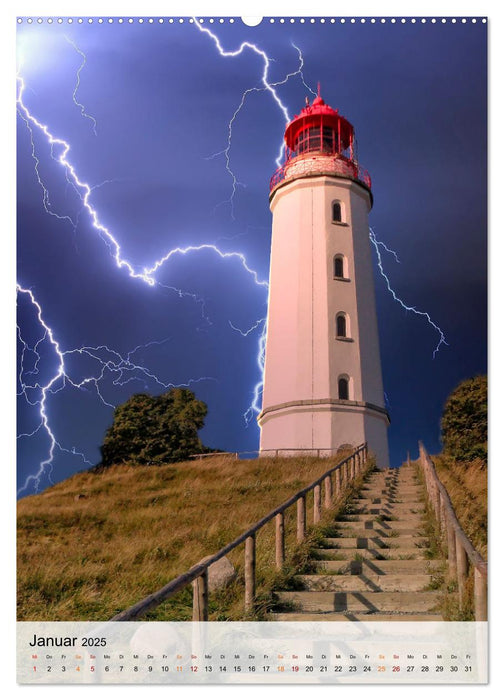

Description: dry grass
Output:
[17,453,355,621]
[414,455,487,621]
[432,454,487,559]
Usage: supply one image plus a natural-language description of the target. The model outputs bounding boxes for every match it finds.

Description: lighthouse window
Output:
[296,127,321,154]
[322,126,336,153]
[336,314,347,338]
[334,255,344,279]
[332,201,342,223]
[338,377,349,400]
[295,126,337,154]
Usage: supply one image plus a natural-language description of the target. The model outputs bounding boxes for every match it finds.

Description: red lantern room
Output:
[270,86,371,196]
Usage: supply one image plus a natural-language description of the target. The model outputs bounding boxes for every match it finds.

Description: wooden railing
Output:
[190,452,239,460]
[111,443,369,621]
[259,447,352,458]
[418,442,487,621]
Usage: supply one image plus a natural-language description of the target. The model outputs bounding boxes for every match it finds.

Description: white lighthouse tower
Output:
[258,89,390,467]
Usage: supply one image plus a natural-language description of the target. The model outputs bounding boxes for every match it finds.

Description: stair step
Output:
[314,547,431,560]
[359,496,423,503]
[312,558,443,574]
[337,513,424,527]
[273,590,441,613]
[275,591,440,613]
[329,528,424,538]
[294,574,432,592]
[348,507,423,515]
[269,464,441,619]
[350,507,424,517]
[330,523,424,537]
[322,536,429,549]
[270,612,444,621]
[353,500,423,508]
[336,516,425,526]
[355,494,422,501]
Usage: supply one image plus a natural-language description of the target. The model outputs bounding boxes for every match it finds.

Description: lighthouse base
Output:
[258,399,390,468]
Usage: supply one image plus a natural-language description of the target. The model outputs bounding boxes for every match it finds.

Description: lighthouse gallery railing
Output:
[270,154,372,193]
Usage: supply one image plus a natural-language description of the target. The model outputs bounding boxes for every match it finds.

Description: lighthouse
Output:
[258,89,390,468]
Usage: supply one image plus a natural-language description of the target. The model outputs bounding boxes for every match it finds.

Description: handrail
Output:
[111,443,369,621]
[190,452,239,460]
[418,442,487,621]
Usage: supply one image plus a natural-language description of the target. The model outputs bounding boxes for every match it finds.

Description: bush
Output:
[441,376,487,462]
[99,388,210,466]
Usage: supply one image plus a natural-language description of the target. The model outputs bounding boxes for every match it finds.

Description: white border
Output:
[4,2,500,698]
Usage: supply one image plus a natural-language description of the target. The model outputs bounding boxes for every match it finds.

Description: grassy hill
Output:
[17,454,352,621]
[432,455,487,559]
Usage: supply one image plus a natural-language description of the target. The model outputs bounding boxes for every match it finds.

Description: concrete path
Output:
[272,465,444,621]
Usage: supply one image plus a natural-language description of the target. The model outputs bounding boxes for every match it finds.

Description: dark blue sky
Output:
[16,17,487,495]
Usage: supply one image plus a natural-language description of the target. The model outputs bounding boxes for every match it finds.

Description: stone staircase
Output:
[272,464,444,621]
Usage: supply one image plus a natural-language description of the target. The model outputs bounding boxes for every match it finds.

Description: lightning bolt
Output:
[371,234,401,264]
[18,24,297,444]
[244,320,267,425]
[17,283,87,495]
[198,16,316,216]
[16,31,272,492]
[193,19,291,121]
[194,21,316,422]
[17,69,271,293]
[17,284,215,496]
[65,36,98,135]
[193,22,445,373]
[228,317,267,424]
[369,226,448,358]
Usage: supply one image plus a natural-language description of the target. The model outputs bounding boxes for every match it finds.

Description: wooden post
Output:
[430,479,440,522]
[439,498,447,537]
[324,475,333,508]
[335,468,341,497]
[314,484,321,524]
[244,535,256,612]
[430,478,437,515]
[192,570,209,621]
[456,535,469,606]
[433,487,440,521]
[275,512,284,569]
[474,567,487,621]
[297,495,306,542]
[446,521,457,580]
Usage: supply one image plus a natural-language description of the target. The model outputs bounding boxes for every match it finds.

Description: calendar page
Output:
[16,7,488,687]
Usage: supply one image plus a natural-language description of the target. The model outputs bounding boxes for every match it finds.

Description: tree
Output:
[441,375,487,462]
[99,388,210,466]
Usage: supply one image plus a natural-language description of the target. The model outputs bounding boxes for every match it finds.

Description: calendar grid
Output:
[18,621,488,684]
